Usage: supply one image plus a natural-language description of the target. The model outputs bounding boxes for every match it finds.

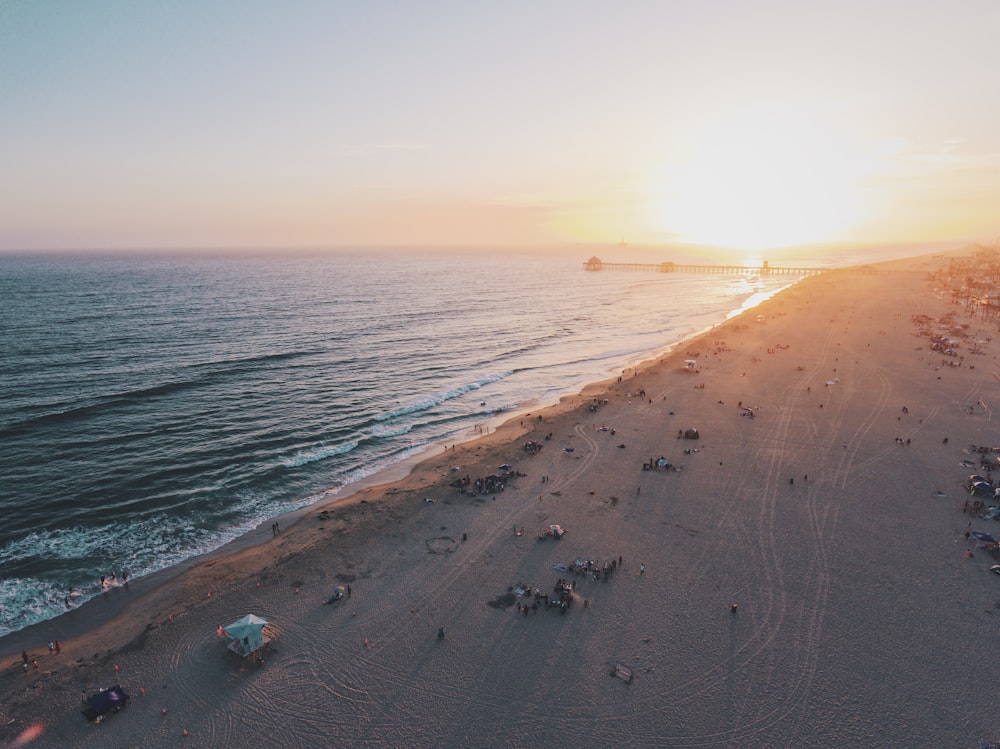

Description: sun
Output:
[651,104,869,250]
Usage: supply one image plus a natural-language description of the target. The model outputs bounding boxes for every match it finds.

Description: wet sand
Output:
[4,251,1000,748]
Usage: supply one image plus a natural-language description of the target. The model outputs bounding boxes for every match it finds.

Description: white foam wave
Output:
[376,371,513,422]
[364,423,413,438]
[281,440,359,467]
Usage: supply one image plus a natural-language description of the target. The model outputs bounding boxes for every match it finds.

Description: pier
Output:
[582,257,824,276]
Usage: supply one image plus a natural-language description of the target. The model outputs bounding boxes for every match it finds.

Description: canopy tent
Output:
[224,614,268,657]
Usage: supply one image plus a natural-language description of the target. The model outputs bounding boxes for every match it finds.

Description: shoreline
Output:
[7,248,1000,747]
[0,260,920,660]
[0,274,802,656]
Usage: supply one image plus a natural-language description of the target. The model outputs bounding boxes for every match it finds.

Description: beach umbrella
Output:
[971,531,997,543]
[498,464,513,472]
[325,585,347,604]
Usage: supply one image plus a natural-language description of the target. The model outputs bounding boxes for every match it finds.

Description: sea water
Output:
[0,245,907,637]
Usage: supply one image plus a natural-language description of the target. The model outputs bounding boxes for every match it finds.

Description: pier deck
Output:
[582,257,823,276]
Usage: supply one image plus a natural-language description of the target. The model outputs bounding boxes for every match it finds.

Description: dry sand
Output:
[4,251,1000,748]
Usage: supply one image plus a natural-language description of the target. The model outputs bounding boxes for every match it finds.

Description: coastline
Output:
[5,249,1000,747]
[0,255,796,645]
[0,273,797,657]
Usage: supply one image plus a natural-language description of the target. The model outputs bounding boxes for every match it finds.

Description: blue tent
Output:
[224,614,268,656]
[970,481,994,497]
[971,531,998,544]
[82,685,130,722]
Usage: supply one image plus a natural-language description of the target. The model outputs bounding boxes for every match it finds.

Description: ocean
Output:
[0,245,912,638]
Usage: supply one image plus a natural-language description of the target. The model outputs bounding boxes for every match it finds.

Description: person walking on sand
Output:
[639,563,645,575]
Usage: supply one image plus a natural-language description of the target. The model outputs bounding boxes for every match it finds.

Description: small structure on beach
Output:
[684,359,699,372]
[614,662,633,683]
[224,614,268,658]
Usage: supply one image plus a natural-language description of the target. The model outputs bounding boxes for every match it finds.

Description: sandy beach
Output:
[4,250,1000,748]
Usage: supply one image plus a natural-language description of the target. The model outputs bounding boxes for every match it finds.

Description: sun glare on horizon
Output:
[652,105,873,251]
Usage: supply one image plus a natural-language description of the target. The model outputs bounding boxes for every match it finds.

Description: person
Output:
[437,627,445,639]
[639,563,646,575]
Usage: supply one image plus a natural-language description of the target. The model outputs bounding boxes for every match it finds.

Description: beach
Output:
[3,251,999,748]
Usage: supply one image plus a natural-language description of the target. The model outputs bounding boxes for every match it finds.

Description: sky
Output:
[2,1,1000,256]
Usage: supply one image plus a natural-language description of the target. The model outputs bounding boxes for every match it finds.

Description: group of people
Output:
[514,581,575,616]
[450,473,507,495]
[644,456,681,472]
[588,398,610,413]
[62,570,128,610]
[20,643,59,674]
[572,556,624,583]
[100,571,128,590]
[509,555,627,619]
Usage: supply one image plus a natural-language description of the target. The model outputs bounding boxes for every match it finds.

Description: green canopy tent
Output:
[223,614,268,657]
